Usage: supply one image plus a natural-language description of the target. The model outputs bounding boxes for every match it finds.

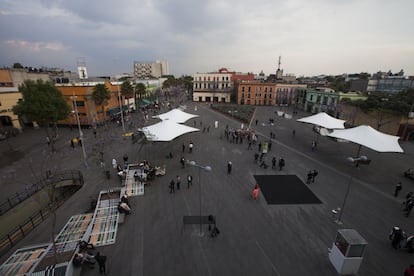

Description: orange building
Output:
[237,81,307,106]
[56,80,124,126]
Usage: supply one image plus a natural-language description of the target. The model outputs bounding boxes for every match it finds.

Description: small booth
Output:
[328,229,367,275]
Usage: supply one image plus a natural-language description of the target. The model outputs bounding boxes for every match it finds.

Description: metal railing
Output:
[0,170,83,216]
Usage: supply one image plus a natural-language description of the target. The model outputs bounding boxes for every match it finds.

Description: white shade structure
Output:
[153,108,198,124]
[297,112,346,130]
[139,120,199,142]
[328,125,404,153]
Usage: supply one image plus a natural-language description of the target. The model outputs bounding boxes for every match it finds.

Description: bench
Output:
[181,215,216,233]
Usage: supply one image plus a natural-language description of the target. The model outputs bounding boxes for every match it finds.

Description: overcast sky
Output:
[1,0,414,77]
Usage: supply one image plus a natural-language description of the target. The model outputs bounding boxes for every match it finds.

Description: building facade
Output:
[192,72,233,103]
[237,81,306,106]
[133,60,169,79]
[296,87,339,114]
[56,80,126,126]
[367,77,414,94]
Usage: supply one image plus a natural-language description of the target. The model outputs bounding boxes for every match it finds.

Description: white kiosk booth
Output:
[328,229,367,275]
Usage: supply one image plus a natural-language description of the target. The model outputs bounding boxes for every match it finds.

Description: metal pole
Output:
[336,163,358,224]
[199,166,202,235]
[72,92,88,167]
[118,87,125,132]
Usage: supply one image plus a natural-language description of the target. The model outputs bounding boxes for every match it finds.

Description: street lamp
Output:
[71,93,88,167]
[117,85,125,132]
[189,160,212,236]
[336,155,368,224]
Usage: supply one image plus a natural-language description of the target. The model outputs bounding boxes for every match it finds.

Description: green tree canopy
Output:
[135,83,147,99]
[13,79,70,126]
[92,83,110,120]
[121,81,134,98]
[13,62,24,68]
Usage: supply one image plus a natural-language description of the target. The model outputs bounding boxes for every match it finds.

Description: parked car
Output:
[405,169,414,181]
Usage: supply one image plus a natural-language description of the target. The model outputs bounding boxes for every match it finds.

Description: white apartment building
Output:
[133,60,169,79]
[192,72,232,103]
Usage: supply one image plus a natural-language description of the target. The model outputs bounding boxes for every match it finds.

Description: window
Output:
[270,87,272,92]
[242,86,245,92]
[248,87,251,92]
[310,95,313,101]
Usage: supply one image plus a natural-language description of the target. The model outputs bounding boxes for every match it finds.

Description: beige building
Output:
[192,72,233,103]
[0,69,50,131]
[133,60,169,79]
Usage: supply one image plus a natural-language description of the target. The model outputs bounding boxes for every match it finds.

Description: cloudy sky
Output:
[1,0,414,77]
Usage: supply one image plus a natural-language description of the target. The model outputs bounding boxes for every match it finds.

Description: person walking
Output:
[93,128,97,138]
[254,153,259,164]
[180,157,185,168]
[278,157,285,171]
[406,199,414,217]
[312,169,318,183]
[258,142,262,152]
[187,174,193,189]
[227,161,232,174]
[189,141,193,153]
[311,141,317,151]
[292,129,296,136]
[252,184,259,201]
[70,139,75,149]
[395,182,403,197]
[95,252,107,274]
[271,157,276,169]
[306,170,313,184]
[170,180,175,194]
[268,141,272,151]
[182,142,185,153]
[176,176,181,190]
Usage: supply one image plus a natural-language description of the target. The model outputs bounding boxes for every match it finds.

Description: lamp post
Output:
[336,155,368,224]
[189,160,212,235]
[71,93,88,167]
[117,85,125,132]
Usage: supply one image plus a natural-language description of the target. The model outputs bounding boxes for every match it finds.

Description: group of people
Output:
[170,175,193,193]
[73,241,107,274]
[118,192,131,214]
[306,170,319,184]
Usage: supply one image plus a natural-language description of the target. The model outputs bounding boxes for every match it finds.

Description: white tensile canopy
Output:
[139,120,199,142]
[328,125,404,153]
[153,108,198,124]
[297,112,346,130]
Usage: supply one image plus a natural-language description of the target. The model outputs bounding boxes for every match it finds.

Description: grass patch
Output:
[211,104,255,123]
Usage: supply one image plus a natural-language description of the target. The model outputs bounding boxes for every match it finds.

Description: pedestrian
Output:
[278,157,285,171]
[227,161,232,174]
[70,139,75,149]
[394,182,402,197]
[271,157,276,169]
[311,141,317,151]
[187,174,193,189]
[268,141,272,151]
[252,184,259,201]
[176,176,181,190]
[306,170,313,184]
[180,157,185,168]
[78,137,82,147]
[254,153,259,164]
[46,136,51,147]
[95,252,107,274]
[170,180,175,194]
[258,142,262,152]
[255,119,258,125]
[182,143,185,153]
[292,129,296,136]
[189,141,193,153]
[93,128,97,138]
[312,169,318,183]
[406,199,414,217]
[207,126,210,132]
[123,154,128,164]
[390,226,404,249]
[259,152,265,162]
[248,141,252,150]
[405,264,414,276]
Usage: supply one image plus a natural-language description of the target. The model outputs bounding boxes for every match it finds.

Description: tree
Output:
[121,81,134,110]
[13,79,70,150]
[135,83,147,100]
[92,83,111,123]
[13,62,24,68]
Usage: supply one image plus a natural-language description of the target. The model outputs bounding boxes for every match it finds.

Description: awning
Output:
[108,105,128,117]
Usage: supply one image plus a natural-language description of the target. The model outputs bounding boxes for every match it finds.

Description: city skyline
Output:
[1,0,414,77]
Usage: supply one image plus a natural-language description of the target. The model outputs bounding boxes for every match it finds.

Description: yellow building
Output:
[57,80,125,126]
[0,69,22,131]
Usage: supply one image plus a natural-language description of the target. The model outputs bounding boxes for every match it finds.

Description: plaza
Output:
[0,102,413,276]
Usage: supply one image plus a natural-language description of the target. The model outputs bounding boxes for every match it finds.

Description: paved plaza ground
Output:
[1,102,414,276]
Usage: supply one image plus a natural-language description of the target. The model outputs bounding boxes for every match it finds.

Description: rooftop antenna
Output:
[278,56,281,70]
